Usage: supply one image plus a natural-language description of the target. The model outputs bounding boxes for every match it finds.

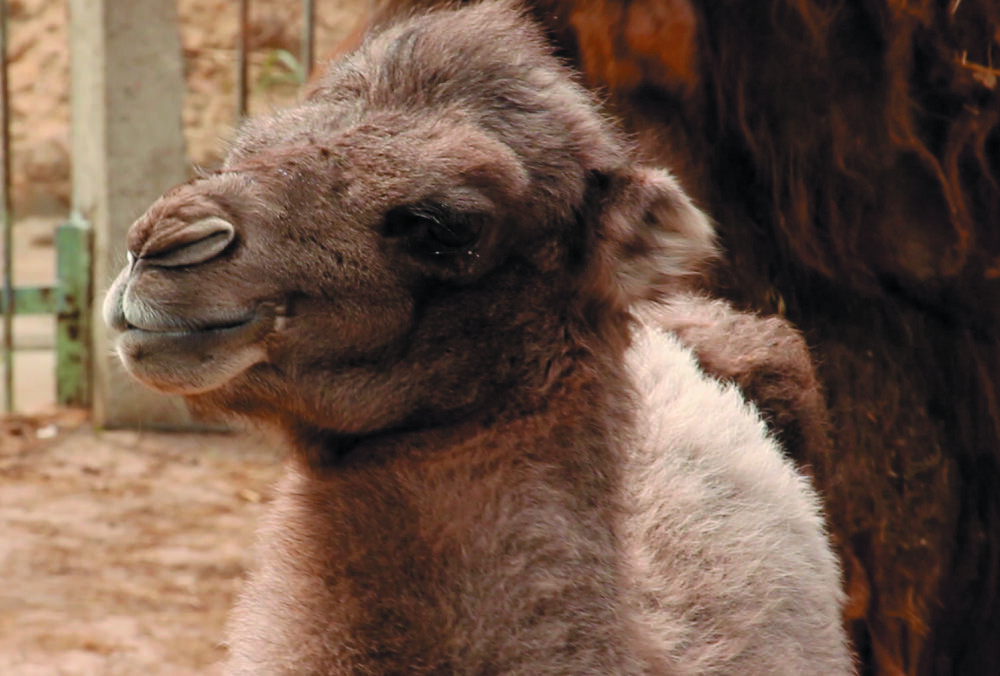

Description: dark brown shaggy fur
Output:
[359,1,1000,674]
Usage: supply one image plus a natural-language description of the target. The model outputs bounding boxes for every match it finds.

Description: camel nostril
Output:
[140,216,236,268]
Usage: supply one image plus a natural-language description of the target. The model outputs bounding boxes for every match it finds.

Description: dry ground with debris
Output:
[0,413,284,675]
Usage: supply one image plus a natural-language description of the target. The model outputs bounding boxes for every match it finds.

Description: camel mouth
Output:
[119,313,265,349]
[114,309,278,395]
[122,314,257,335]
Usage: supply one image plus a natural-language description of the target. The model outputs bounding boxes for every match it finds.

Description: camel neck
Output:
[251,372,642,674]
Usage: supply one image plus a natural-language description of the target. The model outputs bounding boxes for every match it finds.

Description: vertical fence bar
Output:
[236,0,249,120]
[55,215,91,407]
[1,0,14,413]
[302,0,315,80]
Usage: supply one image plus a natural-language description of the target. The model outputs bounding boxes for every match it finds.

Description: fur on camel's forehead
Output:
[226,2,628,218]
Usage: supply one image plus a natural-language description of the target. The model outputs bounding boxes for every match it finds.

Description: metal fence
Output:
[0,0,321,414]
[0,0,89,413]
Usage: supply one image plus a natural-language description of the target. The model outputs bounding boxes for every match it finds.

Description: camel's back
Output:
[622,321,853,675]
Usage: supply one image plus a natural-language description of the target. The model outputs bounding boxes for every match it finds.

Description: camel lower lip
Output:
[114,310,277,395]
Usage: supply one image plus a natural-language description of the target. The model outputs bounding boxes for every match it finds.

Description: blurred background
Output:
[1,1,998,675]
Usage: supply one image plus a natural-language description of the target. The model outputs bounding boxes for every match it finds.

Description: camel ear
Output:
[594,166,717,305]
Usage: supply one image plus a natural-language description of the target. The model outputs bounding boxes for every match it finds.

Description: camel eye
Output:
[383,203,481,253]
[426,214,481,249]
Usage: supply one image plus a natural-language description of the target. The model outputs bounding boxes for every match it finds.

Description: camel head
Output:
[103,2,714,438]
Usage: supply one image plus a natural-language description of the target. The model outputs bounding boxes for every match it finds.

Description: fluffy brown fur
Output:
[104,3,853,673]
[358,1,1000,674]
[655,294,834,471]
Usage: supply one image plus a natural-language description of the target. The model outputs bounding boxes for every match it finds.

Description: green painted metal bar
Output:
[0,216,92,408]
[2,0,13,412]
[0,285,57,314]
[237,0,248,119]
[302,0,315,79]
[55,215,91,407]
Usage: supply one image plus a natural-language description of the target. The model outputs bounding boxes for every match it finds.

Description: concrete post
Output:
[70,0,198,428]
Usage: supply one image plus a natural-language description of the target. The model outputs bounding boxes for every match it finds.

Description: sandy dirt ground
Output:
[0,413,283,675]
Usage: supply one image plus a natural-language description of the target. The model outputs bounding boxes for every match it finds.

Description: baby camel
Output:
[104,2,852,674]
